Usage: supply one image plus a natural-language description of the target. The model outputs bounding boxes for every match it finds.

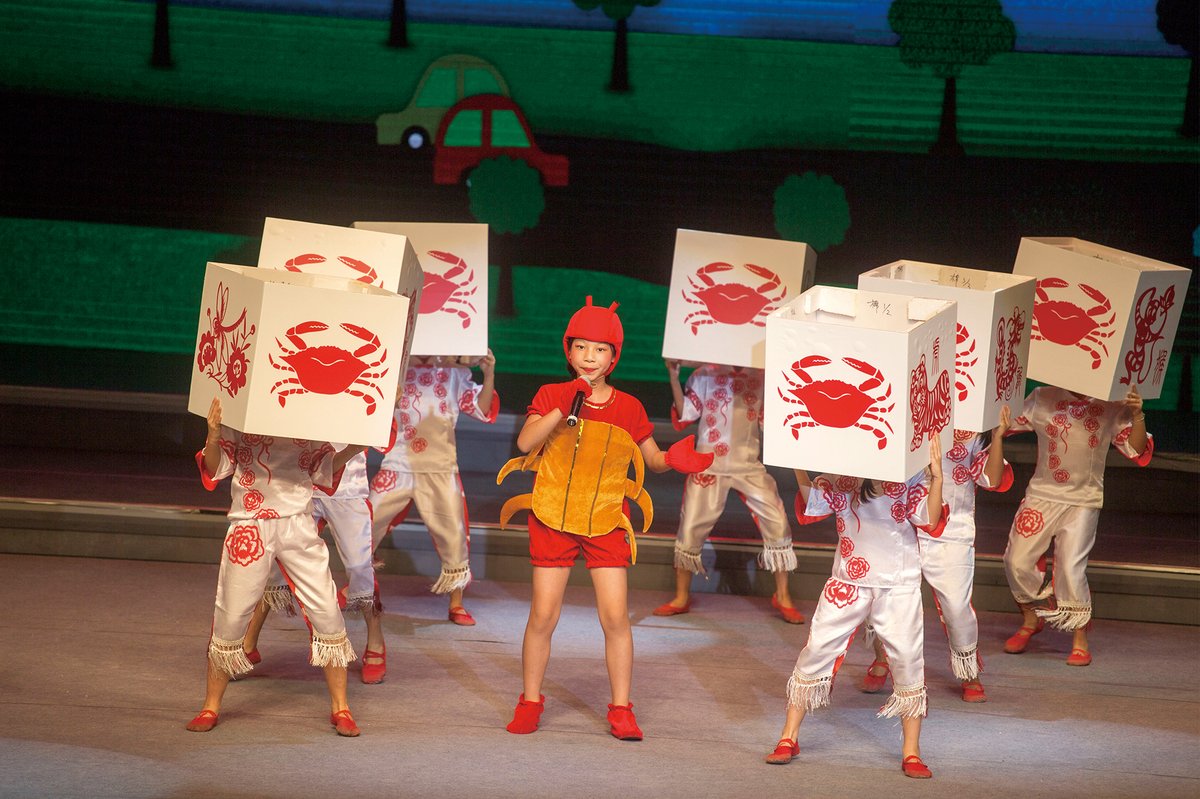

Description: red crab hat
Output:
[563,296,624,375]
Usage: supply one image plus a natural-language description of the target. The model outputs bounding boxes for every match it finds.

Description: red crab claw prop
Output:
[665,435,714,475]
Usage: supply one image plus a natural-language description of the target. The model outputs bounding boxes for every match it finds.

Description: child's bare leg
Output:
[773,570,795,607]
[1072,624,1089,653]
[871,636,888,664]
[592,566,633,705]
[778,703,806,742]
[200,656,232,714]
[521,566,570,699]
[901,715,922,759]
[449,586,465,609]
[363,606,384,652]
[243,600,269,653]
[322,664,350,714]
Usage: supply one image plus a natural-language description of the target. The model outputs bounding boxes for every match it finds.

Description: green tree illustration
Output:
[573,0,660,93]
[150,0,173,69]
[1157,0,1199,138]
[388,0,409,48]
[468,157,546,317]
[888,0,1014,156]
[772,172,850,253]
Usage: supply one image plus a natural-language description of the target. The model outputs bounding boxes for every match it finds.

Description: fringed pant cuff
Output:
[673,546,706,576]
[1035,604,1091,631]
[758,543,797,573]
[209,635,254,677]
[310,630,356,668]
[950,645,980,681]
[786,670,832,712]
[430,565,471,594]
[263,584,297,617]
[343,591,377,615]
[877,683,927,719]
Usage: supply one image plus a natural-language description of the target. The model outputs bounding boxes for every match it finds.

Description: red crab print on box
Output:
[954,323,978,402]
[281,253,380,286]
[269,321,389,415]
[994,306,1025,403]
[1120,285,1175,388]
[419,250,478,328]
[197,281,257,397]
[1032,278,1115,370]
[778,356,895,450]
[681,262,786,334]
[908,339,952,452]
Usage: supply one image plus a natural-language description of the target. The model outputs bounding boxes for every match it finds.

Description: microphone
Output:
[566,390,586,427]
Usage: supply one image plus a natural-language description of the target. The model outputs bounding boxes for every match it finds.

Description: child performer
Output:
[368,349,498,647]
[1002,385,1150,665]
[505,297,713,740]
[654,360,800,622]
[765,439,944,779]
[241,452,387,684]
[859,408,1013,703]
[186,398,365,737]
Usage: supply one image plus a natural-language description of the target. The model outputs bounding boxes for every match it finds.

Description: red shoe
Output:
[185,709,219,732]
[961,680,987,703]
[902,755,932,779]
[771,594,805,624]
[652,601,691,617]
[607,703,643,740]
[764,738,799,765]
[859,659,890,694]
[330,709,360,737]
[1066,648,1092,667]
[361,648,386,684]
[506,693,545,734]
[245,648,261,665]
[448,606,476,626]
[1004,619,1045,653]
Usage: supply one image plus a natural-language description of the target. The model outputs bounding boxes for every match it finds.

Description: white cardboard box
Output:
[1013,237,1192,401]
[257,217,424,378]
[763,286,956,483]
[353,221,489,356]
[662,229,816,368]
[188,263,412,447]
[858,260,1036,432]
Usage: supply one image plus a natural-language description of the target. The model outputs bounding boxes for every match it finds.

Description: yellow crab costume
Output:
[498,418,653,563]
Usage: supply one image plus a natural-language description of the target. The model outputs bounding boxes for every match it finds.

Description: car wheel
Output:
[403,127,428,151]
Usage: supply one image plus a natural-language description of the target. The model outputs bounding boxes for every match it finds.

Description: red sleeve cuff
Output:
[195,450,219,492]
[984,462,1015,493]
[670,405,691,432]
[915,503,949,538]
[793,491,831,525]
[482,390,500,423]
[317,466,343,496]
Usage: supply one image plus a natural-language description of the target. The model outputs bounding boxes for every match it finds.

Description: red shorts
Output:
[528,514,631,569]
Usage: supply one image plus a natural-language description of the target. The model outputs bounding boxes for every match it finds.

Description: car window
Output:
[464,68,502,97]
[444,110,483,146]
[416,69,457,108]
[491,110,530,147]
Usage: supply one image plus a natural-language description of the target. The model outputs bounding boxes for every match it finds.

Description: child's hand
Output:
[1124,385,1144,416]
[993,404,1012,438]
[665,359,680,380]
[928,433,943,480]
[206,397,222,440]
[478,348,496,377]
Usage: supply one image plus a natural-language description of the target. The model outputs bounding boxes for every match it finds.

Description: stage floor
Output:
[2,553,1197,799]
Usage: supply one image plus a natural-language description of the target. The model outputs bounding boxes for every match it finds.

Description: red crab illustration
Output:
[282,253,380,286]
[682,262,786,334]
[909,340,952,452]
[269,321,389,415]
[1031,277,1115,370]
[994,306,1025,402]
[955,322,978,402]
[1120,285,1175,387]
[419,250,478,328]
[778,355,895,450]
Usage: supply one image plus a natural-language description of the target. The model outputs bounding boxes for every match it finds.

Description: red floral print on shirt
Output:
[226,523,265,566]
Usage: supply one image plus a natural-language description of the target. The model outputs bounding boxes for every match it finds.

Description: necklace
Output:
[584,389,616,410]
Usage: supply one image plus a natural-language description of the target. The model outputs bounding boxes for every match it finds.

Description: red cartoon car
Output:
[433,94,569,187]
